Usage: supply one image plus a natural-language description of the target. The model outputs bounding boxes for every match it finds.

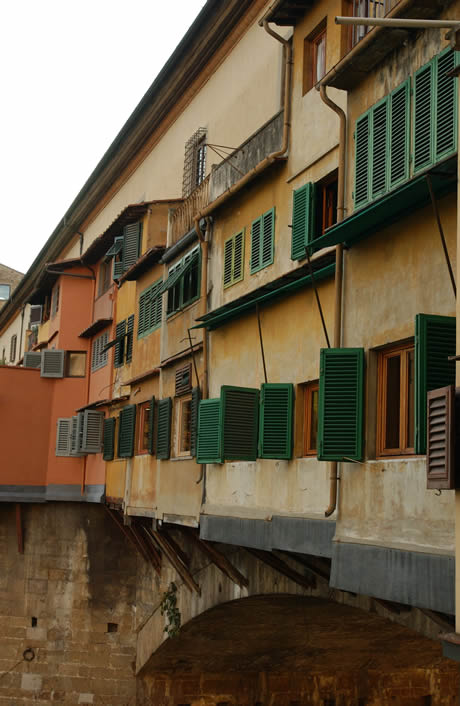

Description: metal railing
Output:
[351,0,401,45]
[170,174,210,245]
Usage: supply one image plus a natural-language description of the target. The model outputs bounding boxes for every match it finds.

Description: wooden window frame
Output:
[303,381,319,456]
[65,351,87,378]
[136,400,151,455]
[166,246,201,317]
[377,342,415,458]
[51,284,60,318]
[321,174,338,234]
[98,261,112,297]
[303,19,327,95]
[176,394,193,458]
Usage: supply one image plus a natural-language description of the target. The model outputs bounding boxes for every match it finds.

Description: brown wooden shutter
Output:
[426,385,456,490]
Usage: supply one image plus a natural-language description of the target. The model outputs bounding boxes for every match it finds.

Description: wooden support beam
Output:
[246,548,316,590]
[16,504,23,555]
[149,528,201,595]
[160,527,191,567]
[105,507,151,565]
[132,523,162,575]
[179,527,249,589]
[373,597,412,615]
[278,551,330,582]
[419,608,454,632]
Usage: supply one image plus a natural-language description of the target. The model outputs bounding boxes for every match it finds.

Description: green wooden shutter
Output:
[138,288,149,337]
[148,396,156,455]
[435,48,457,162]
[118,405,136,458]
[126,315,134,362]
[156,397,172,460]
[114,320,126,367]
[389,80,410,189]
[371,97,388,199]
[233,230,244,283]
[261,208,275,269]
[250,217,262,273]
[122,222,142,272]
[190,386,201,458]
[223,237,233,287]
[153,281,163,327]
[414,61,434,173]
[197,398,222,464]
[221,385,259,461]
[291,183,315,260]
[354,112,370,208]
[103,417,116,461]
[259,383,294,459]
[318,348,365,462]
[415,314,456,454]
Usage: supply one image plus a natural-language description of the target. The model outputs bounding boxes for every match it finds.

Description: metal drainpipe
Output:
[318,85,347,518]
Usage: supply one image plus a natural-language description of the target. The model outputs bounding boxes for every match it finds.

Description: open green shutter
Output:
[435,49,457,162]
[103,418,116,461]
[389,80,410,189]
[114,321,126,367]
[138,289,148,337]
[261,208,275,268]
[291,183,315,260]
[415,314,456,454]
[118,405,136,458]
[259,383,294,459]
[190,386,201,458]
[221,386,259,461]
[122,222,142,272]
[354,112,370,209]
[223,237,233,287]
[126,315,134,362]
[156,397,172,460]
[414,61,434,173]
[250,217,262,273]
[148,396,156,455]
[371,98,388,199]
[233,230,244,283]
[318,348,365,462]
[197,398,222,463]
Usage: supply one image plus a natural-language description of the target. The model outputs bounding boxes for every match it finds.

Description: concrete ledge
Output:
[46,484,105,503]
[0,485,46,502]
[200,514,335,558]
[331,541,455,614]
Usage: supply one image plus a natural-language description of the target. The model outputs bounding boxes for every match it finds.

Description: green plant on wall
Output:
[160,581,181,638]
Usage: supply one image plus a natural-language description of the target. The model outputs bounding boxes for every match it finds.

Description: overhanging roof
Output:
[194,254,336,330]
[262,0,314,25]
[83,203,152,264]
[309,164,457,252]
[27,258,83,305]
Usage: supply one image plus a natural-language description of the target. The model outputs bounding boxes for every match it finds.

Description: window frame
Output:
[65,351,87,378]
[303,381,319,457]
[376,341,415,458]
[98,261,112,297]
[0,284,11,301]
[303,19,327,95]
[166,245,201,317]
[51,284,60,318]
[176,394,193,458]
[136,400,151,455]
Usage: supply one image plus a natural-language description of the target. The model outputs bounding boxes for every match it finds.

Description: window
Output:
[223,230,244,288]
[250,208,275,274]
[259,383,294,460]
[377,343,415,457]
[138,279,162,337]
[318,173,338,234]
[98,261,111,296]
[118,405,136,458]
[0,284,11,301]
[137,400,152,455]
[103,417,116,461]
[176,395,192,457]
[303,20,327,94]
[66,351,87,377]
[126,315,134,363]
[9,334,17,363]
[182,128,207,198]
[104,222,142,280]
[51,284,60,317]
[304,382,319,456]
[114,320,126,368]
[156,397,172,460]
[164,246,201,316]
[175,363,192,396]
[91,332,109,372]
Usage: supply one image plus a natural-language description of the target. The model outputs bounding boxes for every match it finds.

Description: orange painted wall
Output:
[46,377,87,487]
[48,269,94,351]
[0,367,53,486]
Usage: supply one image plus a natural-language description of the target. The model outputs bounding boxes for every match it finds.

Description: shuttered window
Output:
[111,236,124,280]
[70,414,85,456]
[118,405,136,458]
[426,385,456,490]
[148,396,156,455]
[223,230,245,287]
[41,349,65,378]
[24,351,42,369]
[259,383,294,459]
[415,314,456,454]
[122,222,142,272]
[165,246,201,316]
[156,398,172,460]
[91,331,109,371]
[318,348,365,462]
[250,208,275,274]
[125,315,134,362]
[197,398,222,464]
[190,386,201,458]
[56,418,72,456]
[114,321,126,368]
[81,410,104,454]
[138,279,162,338]
[103,417,116,461]
[291,183,316,260]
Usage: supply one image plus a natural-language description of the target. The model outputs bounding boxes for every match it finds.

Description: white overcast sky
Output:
[0,0,206,275]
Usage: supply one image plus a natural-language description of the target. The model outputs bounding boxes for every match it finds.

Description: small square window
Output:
[66,351,87,377]
[303,20,327,94]
[377,342,415,457]
[0,284,11,301]
[304,381,319,456]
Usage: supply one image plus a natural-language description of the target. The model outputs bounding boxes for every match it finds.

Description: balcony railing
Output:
[170,174,210,245]
[351,0,401,46]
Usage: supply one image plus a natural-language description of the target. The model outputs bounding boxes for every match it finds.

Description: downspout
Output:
[318,85,346,518]
[18,306,25,362]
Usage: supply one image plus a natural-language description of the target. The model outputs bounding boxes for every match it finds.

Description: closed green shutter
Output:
[148,396,156,455]
[114,321,126,367]
[156,397,172,460]
[223,237,233,287]
[138,288,149,337]
[221,386,259,461]
[118,405,136,458]
[318,348,365,462]
[435,48,457,162]
[259,383,294,459]
[223,231,245,288]
[250,217,262,273]
[389,80,410,188]
[190,386,201,458]
[126,315,134,362]
[371,97,388,199]
[261,208,275,269]
[415,314,456,454]
[113,259,123,280]
[122,222,142,272]
[197,398,222,464]
[103,417,116,461]
[291,183,315,260]
[414,61,434,173]
[354,112,370,208]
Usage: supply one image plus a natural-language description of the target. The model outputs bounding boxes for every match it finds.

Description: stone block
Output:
[78,694,94,704]
[26,627,47,641]
[27,579,48,595]
[21,673,43,691]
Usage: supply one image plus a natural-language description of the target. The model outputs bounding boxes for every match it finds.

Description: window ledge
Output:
[170,455,194,462]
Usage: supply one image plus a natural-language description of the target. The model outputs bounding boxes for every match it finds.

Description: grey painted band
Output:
[0,484,104,504]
